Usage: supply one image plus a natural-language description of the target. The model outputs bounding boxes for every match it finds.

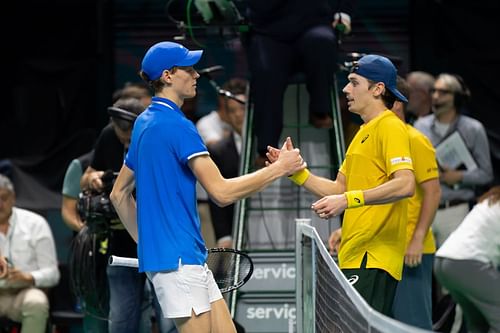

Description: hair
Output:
[436,73,471,109]
[221,78,248,95]
[396,76,410,100]
[218,77,248,109]
[367,79,397,109]
[139,67,182,94]
[0,174,14,193]
[406,71,435,93]
[109,97,145,131]
[120,82,151,100]
[478,185,500,206]
[391,76,410,113]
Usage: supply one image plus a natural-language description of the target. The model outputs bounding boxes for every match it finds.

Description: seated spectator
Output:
[0,174,60,333]
[434,185,500,333]
[196,78,248,249]
[246,0,355,167]
[207,79,248,248]
[196,78,247,147]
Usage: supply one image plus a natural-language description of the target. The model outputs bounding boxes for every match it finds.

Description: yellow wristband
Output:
[288,168,310,186]
[345,190,365,208]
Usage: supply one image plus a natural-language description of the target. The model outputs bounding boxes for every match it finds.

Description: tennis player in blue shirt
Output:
[110,41,305,333]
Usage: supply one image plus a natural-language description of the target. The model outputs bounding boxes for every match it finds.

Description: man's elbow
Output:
[211,194,233,208]
[110,189,120,207]
[403,177,416,198]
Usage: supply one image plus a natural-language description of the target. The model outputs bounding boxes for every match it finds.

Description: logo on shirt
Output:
[361,134,369,143]
[347,275,359,285]
[390,156,412,165]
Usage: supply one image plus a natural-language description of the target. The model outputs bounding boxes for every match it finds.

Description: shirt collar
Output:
[151,97,184,117]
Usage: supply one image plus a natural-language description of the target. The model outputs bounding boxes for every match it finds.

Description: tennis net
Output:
[295,220,433,333]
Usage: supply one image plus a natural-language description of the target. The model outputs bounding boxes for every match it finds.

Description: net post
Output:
[295,218,311,333]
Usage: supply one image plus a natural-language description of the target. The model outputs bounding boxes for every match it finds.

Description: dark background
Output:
[2,0,499,211]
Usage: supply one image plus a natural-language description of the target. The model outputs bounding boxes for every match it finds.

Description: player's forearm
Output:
[412,178,441,242]
[110,172,138,242]
[111,193,138,242]
[210,162,287,207]
[364,170,415,205]
[302,173,343,197]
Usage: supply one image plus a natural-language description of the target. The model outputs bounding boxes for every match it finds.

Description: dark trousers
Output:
[247,24,338,155]
[342,253,398,316]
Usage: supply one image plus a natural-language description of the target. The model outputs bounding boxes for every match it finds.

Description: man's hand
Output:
[404,238,424,267]
[266,137,305,167]
[439,167,463,186]
[328,228,342,255]
[266,145,281,165]
[311,194,347,220]
[5,267,35,287]
[273,137,306,176]
[0,256,7,279]
[88,170,105,191]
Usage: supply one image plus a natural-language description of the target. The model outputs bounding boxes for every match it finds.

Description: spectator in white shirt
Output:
[434,185,500,333]
[195,78,248,248]
[0,174,60,333]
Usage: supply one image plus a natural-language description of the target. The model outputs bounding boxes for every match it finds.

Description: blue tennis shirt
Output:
[125,96,209,272]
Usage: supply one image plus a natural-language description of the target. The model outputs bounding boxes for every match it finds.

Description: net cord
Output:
[295,221,433,333]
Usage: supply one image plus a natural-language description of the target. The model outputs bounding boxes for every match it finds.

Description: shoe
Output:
[309,113,333,129]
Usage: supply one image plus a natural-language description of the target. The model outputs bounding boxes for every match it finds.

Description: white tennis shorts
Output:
[147,261,222,318]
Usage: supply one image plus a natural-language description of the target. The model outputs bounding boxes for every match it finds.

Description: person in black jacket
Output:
[246,0,356,166]
[80,97,176,333]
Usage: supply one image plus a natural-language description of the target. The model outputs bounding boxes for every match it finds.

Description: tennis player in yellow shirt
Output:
[390,76,441,329]
[268,54,415,316]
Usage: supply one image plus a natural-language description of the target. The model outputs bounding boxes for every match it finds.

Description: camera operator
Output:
[80,96,173,333]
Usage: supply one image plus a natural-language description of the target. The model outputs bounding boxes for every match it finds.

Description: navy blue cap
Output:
[352,54,408,103]
[141,42,203,80]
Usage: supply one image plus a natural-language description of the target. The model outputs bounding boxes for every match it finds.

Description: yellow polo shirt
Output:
[406,124,438,253]
[339,110,413,280]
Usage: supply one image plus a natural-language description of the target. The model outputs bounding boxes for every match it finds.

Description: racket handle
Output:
[109,255,139,268]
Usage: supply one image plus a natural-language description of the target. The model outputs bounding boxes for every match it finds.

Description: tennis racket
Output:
[109,247,253,293]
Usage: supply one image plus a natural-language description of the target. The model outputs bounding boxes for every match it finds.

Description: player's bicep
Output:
[189,155,225,196]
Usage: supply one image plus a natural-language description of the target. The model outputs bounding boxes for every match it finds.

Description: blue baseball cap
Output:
[141,42,203,80]
[352,54,408,103]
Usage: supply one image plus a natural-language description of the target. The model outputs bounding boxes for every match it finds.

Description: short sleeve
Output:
[62,159,83,198]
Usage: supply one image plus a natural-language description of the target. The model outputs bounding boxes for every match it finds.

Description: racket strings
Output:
[206,251,252,292]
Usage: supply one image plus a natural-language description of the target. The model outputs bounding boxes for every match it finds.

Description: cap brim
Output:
[176,50,203,66]
[390,88,409,103]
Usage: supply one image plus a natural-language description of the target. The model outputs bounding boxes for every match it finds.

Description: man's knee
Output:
[23,288,49,319]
